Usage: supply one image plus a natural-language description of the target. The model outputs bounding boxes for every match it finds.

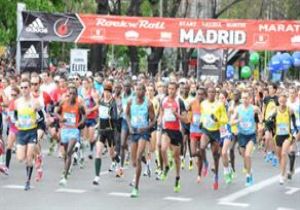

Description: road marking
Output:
[218,202,249,207]
[2,185,34,189]
[277,207,295,210]
[163,197,192,202]
[56,188,86,193]
[109,192,131,197]
[285,187,300,195]
[218,167,300,207]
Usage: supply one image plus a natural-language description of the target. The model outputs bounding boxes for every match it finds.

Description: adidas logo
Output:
[25,18,48,34]
[24,45,39,59]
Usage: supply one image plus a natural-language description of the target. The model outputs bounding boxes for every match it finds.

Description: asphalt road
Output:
[1,143,300,210]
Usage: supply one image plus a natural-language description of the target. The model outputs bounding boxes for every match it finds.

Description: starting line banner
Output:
[20,11,300,51]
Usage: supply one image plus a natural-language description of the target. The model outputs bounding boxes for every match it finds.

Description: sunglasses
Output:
[20,86,28,89]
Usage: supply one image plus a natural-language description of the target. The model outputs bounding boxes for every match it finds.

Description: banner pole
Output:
[41,41,44,72]
[16,3,26,74]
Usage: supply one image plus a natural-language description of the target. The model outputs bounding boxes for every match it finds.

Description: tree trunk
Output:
[147,0,182,76]
[127,0,143,75]
[90,0,109,73]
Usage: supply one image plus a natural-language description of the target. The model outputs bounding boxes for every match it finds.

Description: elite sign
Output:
[20,11,300,51]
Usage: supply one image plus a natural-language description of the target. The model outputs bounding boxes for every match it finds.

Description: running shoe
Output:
[79,158,85,169]
[180,157,185,170]
[272,156,278,167]
[156,170,162,181]
[35,155,42,169]
[213,181,219,190]
[59,177,67,186]
[245,175,253,187]
[0,165,9,175]
[264,152,272,163]
[88,151,93,160]
[188,160,193,171]
[230,171,237,179]
[160,168,169,181]
[24,181,30,191]
[287,171,293,180]
[35,168,43,182]
[279,175,285,185]
[130,187,139,198]
[224,173,232,184]
[174,180,181,193]
[108,162,116,172]
[93,176,100,185]
[196,176,201,184]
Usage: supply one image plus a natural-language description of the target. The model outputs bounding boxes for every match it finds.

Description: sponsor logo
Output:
[90,28,105,40]
[253,34,269,46]
[179,29,246,45]
[160,32,172,41]
[53,18,73,38]
[125,30,139,40]
[201,53,220,64]
[291,35,300,44]
[96,18,165,29]
[24,45,39,59]
[25,18,48,34]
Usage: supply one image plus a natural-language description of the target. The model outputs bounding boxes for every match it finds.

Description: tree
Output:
[89,1,109,72]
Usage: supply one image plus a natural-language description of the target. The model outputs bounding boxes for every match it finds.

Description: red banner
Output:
[20,12,300,51]
[77,15,300,50]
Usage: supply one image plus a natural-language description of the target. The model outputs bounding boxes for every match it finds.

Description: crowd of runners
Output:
[0,69,299,198]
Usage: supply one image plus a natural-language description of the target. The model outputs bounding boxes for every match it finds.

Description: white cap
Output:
[86,71,93,77]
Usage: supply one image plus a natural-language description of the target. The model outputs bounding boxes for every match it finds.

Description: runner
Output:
[79,77,98,160]
[179,81,194,170]
[119,80,134,176]
[263,83,279,166]
[231,91,261,187]
[126,83,155,197]
[268,94,297,184]
[199,86,228,190]
[218,90,234,184]
[57,84,86,186]
[113,81,124,177]
[228,90,241,175]
[188,87,207,183]
[287,87,299,180]
[93,82,118,185]
[159,81,187,192]
[31,75,52,182]
[4,86,20,173]
[14,79,43,190]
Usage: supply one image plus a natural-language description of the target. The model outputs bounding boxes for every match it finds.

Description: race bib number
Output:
[164,108,176,122]
[220,126,229,138]
[63,112,76,127]
[240,121,252,129]
[132,115,147,128]
[203,114,215,129]
[277,123,289,135]
[99,105,109,119]
[18,115,33,129]
[192,113,201,126]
